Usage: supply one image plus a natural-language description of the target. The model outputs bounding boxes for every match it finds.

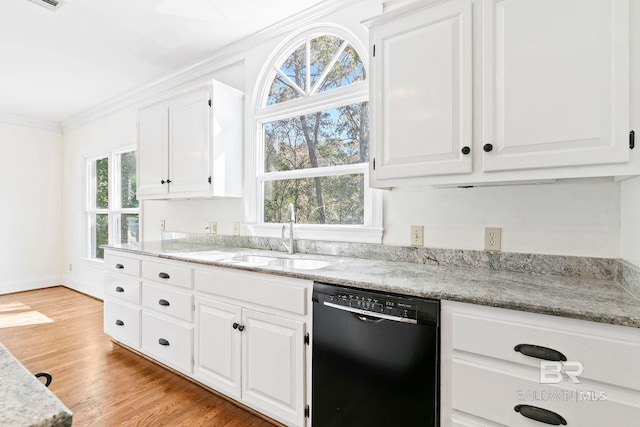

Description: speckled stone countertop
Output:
[0,343,72,427]
[105,239,640,328]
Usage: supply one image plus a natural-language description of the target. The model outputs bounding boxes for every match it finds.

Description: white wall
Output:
[622,177,640,267]
[383,180,620,257]
[0,122,62,294]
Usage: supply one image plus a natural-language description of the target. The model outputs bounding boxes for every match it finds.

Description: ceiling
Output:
[0,0,329,126]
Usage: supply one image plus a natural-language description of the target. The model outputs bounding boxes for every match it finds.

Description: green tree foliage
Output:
[263,35,368,225]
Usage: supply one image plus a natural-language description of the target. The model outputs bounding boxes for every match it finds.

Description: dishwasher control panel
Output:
[314,284,420,321]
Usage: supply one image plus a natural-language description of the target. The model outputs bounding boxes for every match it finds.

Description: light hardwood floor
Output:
[0,286,275,426]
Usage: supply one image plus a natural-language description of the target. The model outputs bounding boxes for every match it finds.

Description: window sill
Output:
[243,223,383,244]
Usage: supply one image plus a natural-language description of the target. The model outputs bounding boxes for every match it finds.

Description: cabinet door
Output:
[242,309,305,426]
[370,0,472,183]
[137,102,169,197]
[168,87,211,197]
[194,297,242,399]
[482,0,629,172]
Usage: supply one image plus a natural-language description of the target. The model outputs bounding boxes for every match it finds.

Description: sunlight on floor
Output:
[0,302,54,328]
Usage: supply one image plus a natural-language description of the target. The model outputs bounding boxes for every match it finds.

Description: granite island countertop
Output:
[105,240,640,328]
[0,343,72,427]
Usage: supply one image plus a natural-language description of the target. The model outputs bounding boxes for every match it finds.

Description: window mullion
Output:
[274,67,305,98]
[305,36,311,95]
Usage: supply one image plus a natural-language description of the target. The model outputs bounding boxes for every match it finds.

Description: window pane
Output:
[264,174,364,225]
[280,42,306,91]
[317,44,366,93]
[93,213,109,259]
[264,102,369,172]
[266,75,301,106]
[96,157,109,209]
[310,35,343,89]
[120,214,139,244]
[120,151,138,208]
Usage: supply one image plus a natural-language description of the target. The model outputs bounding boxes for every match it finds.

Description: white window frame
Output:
[247,26,383,244]
[85,146,140,260]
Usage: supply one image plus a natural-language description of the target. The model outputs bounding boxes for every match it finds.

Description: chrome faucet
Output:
[282,203,295,255]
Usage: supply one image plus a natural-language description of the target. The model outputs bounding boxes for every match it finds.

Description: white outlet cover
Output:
[484,227,502,251]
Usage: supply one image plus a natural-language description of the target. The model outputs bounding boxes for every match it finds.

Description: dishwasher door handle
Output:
[322,301,417,324]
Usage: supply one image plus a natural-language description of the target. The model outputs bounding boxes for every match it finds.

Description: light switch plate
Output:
[484,227,502,251]
[410,225,424,247]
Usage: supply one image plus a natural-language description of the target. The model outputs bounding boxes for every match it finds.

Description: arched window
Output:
[253,28,381,240]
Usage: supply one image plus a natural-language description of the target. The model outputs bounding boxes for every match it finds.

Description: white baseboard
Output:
[60,275,103,300]
[0,276,62,295]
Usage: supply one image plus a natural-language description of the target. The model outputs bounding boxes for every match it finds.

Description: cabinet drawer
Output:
[142,282,193,322]
[195,268,307,315]
[450,304,640,390]
[104,253,141,276]
[452,360,640,427]
[104,300,141,347]
[142,311,193,373]
[104,273,141,305]
[142,260,192,289]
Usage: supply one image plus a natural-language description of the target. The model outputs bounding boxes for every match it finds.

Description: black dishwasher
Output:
[312,282,440,426]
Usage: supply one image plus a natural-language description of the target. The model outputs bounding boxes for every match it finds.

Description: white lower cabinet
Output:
[194,267,310,427]
[194,297,306,425]
[104,300,141,347]
[141,311,193,373]
[104,250,311,427]
[441,300,640,427]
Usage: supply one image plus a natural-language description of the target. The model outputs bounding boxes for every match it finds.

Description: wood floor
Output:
[0,286,275,426]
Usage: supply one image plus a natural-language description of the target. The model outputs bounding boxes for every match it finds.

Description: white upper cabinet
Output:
[482,0,630,172]
[366,0,634,188]
[138,102,169,197]
[137,81,244,200]
[367,0,473,184]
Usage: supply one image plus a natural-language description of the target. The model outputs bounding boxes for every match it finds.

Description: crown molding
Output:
[62,0,354,132]
[0,112,62,133]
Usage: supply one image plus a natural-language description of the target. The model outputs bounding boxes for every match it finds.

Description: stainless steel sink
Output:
[222,255,278,265]
[268,258,331,270]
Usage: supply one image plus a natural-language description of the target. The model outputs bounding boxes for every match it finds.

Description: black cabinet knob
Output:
[232,322,239,330]
[483,143,493,152]
[115,286,124,293]
[115,319,124,326]
[461,146,471,155]
[238,325,245,332]
[158,299,170,307]
[158,338,170,346]
[166,179,172,184]
[161,180,166,184]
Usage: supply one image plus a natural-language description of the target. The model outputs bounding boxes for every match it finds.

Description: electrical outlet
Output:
[160,219,166,232]
[208,221,217,235]
[232,222,240,236]
[410,225,424,247]
[484,227,502,251]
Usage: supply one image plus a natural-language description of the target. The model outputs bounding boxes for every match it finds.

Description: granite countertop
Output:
[106,240,640,328]
[0,343,72,427]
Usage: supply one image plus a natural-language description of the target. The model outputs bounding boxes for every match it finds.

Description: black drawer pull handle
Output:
[158,338,170,346]
[515,405,566,425]
[115,286,124,293]
[158,272,170,279]
[158,299,170,307]
[115,319,124,326]
[115,264,124,269]
[232,322,239,330]
[514,344,567,361]
[35,372,52,387]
